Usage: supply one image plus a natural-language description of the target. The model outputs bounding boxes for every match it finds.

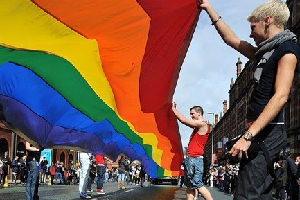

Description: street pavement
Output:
[106,184,234,200]
[0,182,233,200]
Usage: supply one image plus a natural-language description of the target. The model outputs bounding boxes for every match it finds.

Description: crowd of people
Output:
[205,164,239,195]
[0,150,148,199]
[199,152,300,200]
[273,153,300,200]
[0,153,78,187]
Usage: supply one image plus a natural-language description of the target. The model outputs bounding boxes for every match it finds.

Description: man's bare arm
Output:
[198,0,256,59]
[247,53,297,136]
[230,54,297,158]
[172,102,206,128]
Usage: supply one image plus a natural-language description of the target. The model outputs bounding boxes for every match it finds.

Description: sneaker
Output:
[80,192,91,199]
[96,189,105,195]
[87,189,93,193]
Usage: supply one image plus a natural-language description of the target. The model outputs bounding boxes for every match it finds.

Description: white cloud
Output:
[174,0,266,148]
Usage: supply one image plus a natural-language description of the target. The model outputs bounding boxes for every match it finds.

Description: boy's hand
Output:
[172,102,177,109]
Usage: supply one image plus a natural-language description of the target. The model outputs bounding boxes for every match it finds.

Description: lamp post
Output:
[207,112,214,187]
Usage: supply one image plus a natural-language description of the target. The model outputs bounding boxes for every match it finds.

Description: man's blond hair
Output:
[247,0,290,28]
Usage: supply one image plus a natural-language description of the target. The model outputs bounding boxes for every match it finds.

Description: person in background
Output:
[55,161,64,185]
[135,165,140,185]
[11,155,20,184]
[0,157,3,185]
[95,154,106,194]
[67,161,75,185]
[79,152,91,199]
[87,156,96,193]
[104,168,109,183]
[296,155,300,200]
[285,152,298,200]
[26,151,39,200]
[49,162,56,185]
[274,160,287,200]
[117,156,126,190]
[1,151,11,186]
[73,162,81,184]
[26,142,42,200]
[39,156,48,184]
[131,164,136,185]
[139,165,145,187]
[179,161,185,188]
[20,155,27,185]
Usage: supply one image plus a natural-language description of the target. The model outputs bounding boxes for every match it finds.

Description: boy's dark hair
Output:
[190,106,204,115]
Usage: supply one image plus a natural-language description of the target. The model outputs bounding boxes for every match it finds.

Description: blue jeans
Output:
[105,172,109,182]
[55,172,64,184]
[87,172,95,190]
[26,162,38,200]
[118,173,126,182]
[96,165,106,189]
[184,157,204,189]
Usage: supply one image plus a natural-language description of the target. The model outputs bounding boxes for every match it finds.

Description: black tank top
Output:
[247,40,300,123]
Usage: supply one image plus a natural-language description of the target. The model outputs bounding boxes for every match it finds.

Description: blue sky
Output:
[173,0,266,148]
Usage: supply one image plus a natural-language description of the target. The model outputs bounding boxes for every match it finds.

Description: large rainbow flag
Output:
[0,0,200,177]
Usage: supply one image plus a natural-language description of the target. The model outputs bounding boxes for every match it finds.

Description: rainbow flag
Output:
[0,0,199,177]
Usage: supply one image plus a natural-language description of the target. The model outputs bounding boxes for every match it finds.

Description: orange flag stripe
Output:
[32,0,175,170]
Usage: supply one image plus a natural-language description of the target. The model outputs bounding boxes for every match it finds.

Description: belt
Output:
[187,155,203,159]
[247,120,284,129]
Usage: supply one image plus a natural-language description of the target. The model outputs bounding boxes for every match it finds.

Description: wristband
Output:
[211,16,222,25]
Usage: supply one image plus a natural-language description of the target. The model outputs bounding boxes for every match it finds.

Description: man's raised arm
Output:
[172,102,205,128]
[198,0,256,59]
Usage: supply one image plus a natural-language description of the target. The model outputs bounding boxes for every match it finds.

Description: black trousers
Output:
[234,124,286,200]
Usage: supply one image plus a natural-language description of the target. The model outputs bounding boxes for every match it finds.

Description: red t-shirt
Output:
[95,154,105,165]
[49,165,56,176]
[187,124,210,157]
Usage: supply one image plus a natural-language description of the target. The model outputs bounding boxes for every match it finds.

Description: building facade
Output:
[286,0,300,156]
[0,124,26,160]
[204,59,256,165]
[0,123,76,170]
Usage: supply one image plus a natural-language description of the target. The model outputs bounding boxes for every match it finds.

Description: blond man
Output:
[198,0,300,199]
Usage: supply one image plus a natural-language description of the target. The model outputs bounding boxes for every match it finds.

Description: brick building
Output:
[285,0,300,156]
[0,122,76,171]
[0,124,27,160]
[204,59,256,166]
